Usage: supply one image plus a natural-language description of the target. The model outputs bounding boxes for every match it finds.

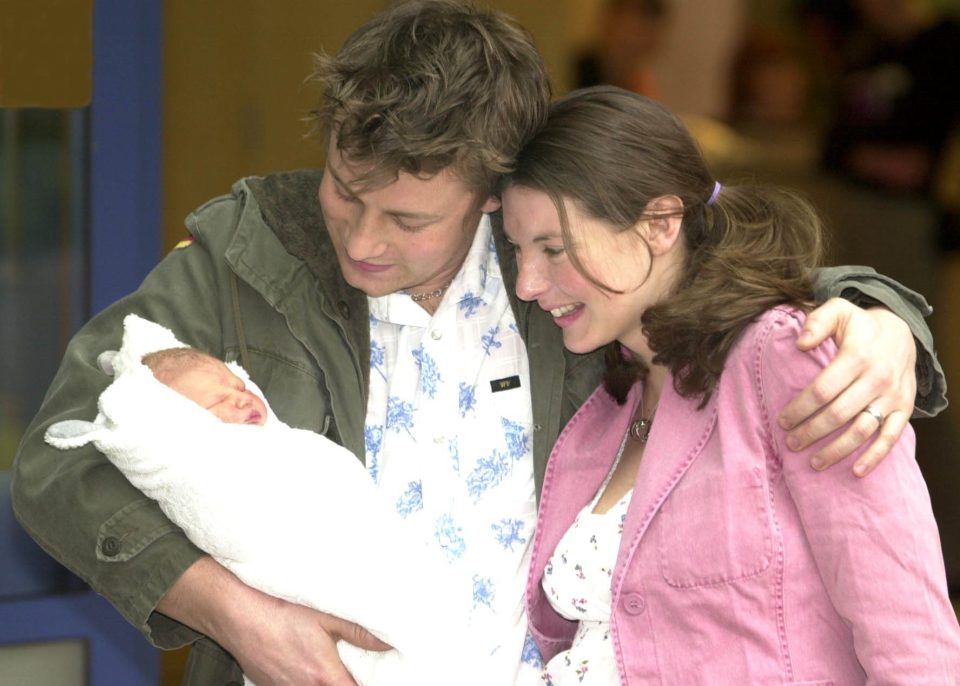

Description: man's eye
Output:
[392,217,428,232]
[336,187,358,203]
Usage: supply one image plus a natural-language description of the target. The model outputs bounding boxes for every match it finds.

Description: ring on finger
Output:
[861,405,884,426]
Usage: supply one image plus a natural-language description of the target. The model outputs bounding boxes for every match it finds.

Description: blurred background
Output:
[1,1,958,683]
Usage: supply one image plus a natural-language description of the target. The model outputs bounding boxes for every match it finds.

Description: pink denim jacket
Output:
[526,306,960,685]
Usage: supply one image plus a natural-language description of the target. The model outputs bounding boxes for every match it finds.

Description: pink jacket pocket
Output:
[657,466,774,589]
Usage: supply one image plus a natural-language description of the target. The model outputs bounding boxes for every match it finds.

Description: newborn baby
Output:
[44,315,505,686]
[142,346,268,426]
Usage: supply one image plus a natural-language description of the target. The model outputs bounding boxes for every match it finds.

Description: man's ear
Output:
[640,195,683,256]
[480,195,502,213]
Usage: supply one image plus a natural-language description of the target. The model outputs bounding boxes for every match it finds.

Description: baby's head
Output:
[142,348,267,426]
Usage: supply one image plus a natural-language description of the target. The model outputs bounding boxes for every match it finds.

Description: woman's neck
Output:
[623,336,666,413]
[641,364,667,414]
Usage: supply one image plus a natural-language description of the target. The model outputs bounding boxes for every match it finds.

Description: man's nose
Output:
[344,212,387,260]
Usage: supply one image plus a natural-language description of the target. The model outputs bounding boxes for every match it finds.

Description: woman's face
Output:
[502,185,660,355]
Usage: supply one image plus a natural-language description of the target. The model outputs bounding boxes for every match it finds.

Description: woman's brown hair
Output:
[502,86,825,405]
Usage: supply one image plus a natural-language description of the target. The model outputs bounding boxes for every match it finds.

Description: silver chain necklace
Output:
[409,284,450,303]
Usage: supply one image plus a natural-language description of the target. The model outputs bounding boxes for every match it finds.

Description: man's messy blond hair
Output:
[308,0,550,197]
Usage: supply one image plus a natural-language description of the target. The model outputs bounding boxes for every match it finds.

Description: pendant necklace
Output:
[627,397,657,444]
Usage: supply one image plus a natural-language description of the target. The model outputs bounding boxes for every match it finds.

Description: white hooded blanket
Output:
[44,315,496,686]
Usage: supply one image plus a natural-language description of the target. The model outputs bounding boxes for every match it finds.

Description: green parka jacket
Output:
[11,169,945,684]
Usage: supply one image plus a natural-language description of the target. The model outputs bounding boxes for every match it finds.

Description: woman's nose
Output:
[515,256,547,301]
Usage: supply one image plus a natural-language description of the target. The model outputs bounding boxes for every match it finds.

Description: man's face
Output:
[319,140,500,298]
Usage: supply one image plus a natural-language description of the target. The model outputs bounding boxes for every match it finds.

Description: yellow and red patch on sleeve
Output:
[173,236,194,250]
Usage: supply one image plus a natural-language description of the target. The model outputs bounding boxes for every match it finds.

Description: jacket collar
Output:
[533,376,719,589]
[233,171,372,393]
[612,378,719,593]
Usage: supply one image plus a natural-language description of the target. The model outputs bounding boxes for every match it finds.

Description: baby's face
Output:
[167,358,268,426]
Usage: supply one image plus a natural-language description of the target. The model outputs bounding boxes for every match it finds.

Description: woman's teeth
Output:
[550,304,579,318]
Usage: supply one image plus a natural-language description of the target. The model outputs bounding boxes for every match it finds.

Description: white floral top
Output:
[541,464,632,685]
[366,215,542,685]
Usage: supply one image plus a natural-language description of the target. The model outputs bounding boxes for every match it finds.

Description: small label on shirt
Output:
[490,375,521,393]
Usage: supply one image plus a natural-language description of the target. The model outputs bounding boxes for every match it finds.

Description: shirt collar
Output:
[367,213,499,326]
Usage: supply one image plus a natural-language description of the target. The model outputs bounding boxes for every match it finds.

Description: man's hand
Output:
[158,557,390,685]
[224,596,389,686]
[777,298,916,477]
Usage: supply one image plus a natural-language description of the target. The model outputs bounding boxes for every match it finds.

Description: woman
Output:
[501,86,960,684]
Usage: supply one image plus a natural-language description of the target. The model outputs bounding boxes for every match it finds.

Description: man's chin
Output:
[342,272,398,298]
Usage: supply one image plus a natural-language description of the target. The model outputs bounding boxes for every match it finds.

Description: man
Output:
[12,2,943,684]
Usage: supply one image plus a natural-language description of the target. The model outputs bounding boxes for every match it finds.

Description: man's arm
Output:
[159,558,387,686]
[11,229,383,683]
[779,266,944,475]
[10,241,222,649]
[763,312,960,679]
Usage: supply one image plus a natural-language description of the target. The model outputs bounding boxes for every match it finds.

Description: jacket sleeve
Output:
[810,265,945,417]
[10,225,233,649]
[759,309,960,683]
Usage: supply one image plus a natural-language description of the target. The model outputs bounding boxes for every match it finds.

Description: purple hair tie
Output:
[706,181,722,206]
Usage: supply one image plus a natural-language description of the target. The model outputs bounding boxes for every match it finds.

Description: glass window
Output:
[0,109,88,469]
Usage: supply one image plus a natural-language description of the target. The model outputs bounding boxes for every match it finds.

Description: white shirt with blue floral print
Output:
[366,215,543,685]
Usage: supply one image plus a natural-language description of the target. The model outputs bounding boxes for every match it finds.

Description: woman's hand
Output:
[777,298,916,477]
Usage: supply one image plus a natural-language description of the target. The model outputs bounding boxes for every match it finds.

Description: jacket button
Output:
[337,300,350,319]
[621,593,646,615]
[101,536,121,557]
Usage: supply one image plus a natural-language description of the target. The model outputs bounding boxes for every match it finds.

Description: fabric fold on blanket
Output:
[45,314,497,686]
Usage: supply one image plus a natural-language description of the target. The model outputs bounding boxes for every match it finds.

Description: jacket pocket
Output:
[236,346,333,435]
[96,499,180,562]
[657,466,773,588]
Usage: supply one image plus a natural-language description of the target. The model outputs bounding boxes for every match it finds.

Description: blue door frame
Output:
[90,0,163,314]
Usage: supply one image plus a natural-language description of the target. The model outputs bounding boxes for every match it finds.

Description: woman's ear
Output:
[639,195,684,256]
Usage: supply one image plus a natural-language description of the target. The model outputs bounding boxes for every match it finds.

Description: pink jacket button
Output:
[622,593,646,615]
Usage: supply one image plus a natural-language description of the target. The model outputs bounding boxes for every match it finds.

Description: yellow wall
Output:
[0,0,92,107]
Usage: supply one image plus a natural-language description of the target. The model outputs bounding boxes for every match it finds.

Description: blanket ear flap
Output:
[97,350,118,376]
[44,419,107,449]
[112,314,190,375]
